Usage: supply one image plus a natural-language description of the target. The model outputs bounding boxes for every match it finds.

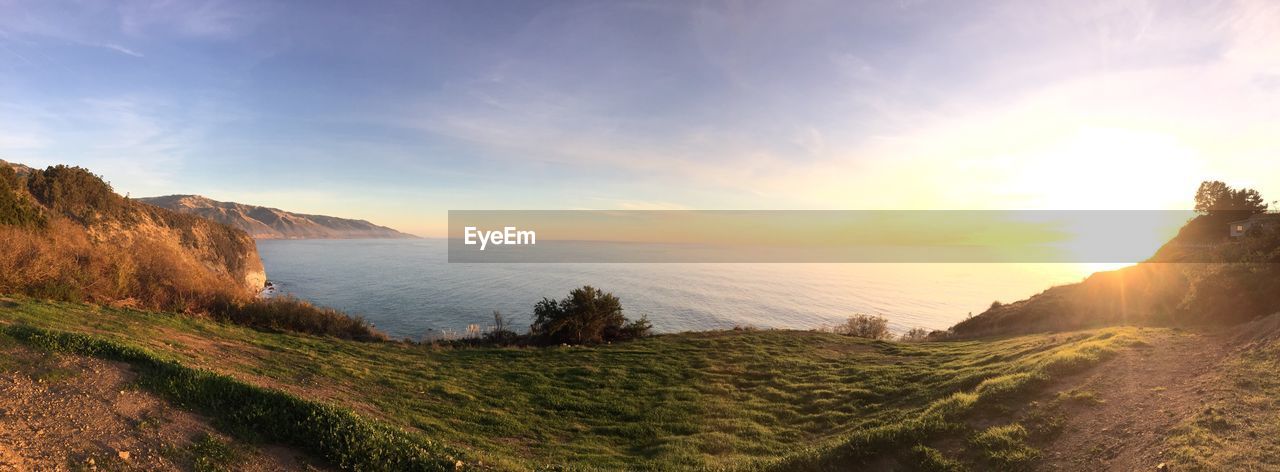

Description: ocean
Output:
[255,239,1110,340]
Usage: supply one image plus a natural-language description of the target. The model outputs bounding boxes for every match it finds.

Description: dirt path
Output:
[0,343,321,471]
[1034,329,1230,471]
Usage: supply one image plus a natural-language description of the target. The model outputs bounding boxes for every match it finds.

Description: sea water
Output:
[256,239,1108,339]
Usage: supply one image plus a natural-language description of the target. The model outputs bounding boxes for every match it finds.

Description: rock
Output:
[1156,463,1169,471]
[117,451,130,460]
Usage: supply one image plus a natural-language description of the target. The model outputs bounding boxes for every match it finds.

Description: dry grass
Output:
[1,166,385,341]
[0,221,384,340]
[0,219,235,311]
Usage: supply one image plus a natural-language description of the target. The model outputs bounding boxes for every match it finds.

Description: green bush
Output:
[900,327,930,342]
[531,286,651,345]
[834,314,892,340]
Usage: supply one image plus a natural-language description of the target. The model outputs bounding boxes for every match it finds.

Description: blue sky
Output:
[2,0,1278,236]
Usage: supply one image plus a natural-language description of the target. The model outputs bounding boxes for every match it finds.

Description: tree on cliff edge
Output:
[1194,180,1267,217]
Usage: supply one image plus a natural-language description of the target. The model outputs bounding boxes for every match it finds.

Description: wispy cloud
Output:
[102,43,143,57]
[118,0,258,40]
[388,0,1280,212]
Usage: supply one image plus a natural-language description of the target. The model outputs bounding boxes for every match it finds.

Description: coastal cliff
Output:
[139,194,416,240]
[0,160,265,303]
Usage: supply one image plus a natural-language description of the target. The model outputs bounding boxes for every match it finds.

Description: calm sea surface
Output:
[256,239,1109,339]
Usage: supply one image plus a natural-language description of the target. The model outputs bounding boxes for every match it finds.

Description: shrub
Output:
[211,295,386,342]
[530,286,650,345]
[899,327,930,342]
[834,314,892,340]
[482,310,521,344]
[616,316,653,341]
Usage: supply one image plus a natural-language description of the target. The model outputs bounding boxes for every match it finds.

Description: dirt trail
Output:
[1034,329,1230,471]
[0,343,320,471]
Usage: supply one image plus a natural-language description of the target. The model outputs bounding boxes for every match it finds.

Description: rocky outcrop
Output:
[129,201,267,293]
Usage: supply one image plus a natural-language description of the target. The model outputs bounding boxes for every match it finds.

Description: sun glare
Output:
[1078,262,1133,273]
[1011,127,1200,210]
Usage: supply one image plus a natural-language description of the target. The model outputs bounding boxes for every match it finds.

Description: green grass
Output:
[1054,389,1104,406]
[969,424,1038,469]
[189,433,240,472]
[1164,337,1280,470]
[0,297,1147,470]
[910,445,966,472]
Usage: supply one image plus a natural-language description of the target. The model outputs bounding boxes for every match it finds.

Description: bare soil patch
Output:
[0,343,322,471]
[1032,329,1229,471]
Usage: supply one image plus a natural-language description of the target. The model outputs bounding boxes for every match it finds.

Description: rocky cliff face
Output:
[138,195,416,240]
[129,201,268,293]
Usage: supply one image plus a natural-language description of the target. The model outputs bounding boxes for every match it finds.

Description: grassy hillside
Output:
[949,215,1280,338]
[0,297,1149,470]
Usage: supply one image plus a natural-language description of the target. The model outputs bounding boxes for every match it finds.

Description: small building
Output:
[1229,213,1280,238]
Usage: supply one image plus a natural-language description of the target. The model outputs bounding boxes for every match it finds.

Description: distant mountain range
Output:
[139,194,417,240]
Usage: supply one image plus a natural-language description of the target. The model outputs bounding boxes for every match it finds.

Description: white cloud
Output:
[102,43,143,57]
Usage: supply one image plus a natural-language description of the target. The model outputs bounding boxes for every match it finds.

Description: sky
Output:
[1,0,1278,237]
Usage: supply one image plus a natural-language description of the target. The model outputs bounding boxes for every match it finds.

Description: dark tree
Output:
[25,165,125,223]
[1194,181,1267,217]
[0,166,45,228]
[531,286,651,345]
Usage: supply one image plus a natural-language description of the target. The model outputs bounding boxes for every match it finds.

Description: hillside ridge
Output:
[947,212,1280,338]
[139,194,417,240]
